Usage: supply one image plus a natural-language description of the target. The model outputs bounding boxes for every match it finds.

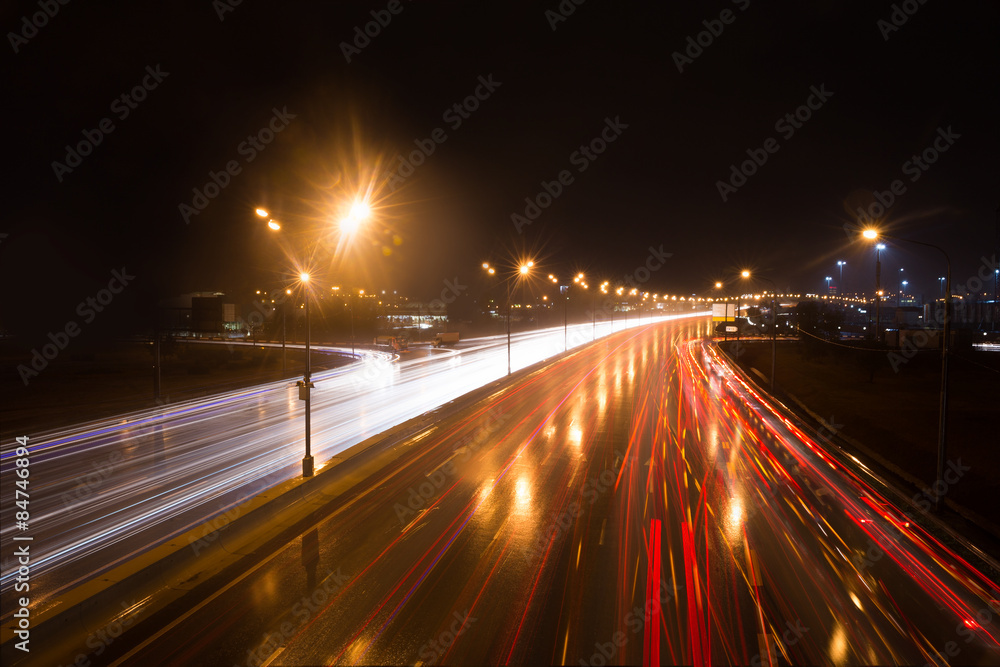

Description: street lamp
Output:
[548,274,569,351]
[714,281,727,341]
[282,287,291,372]
[742,271,777,391]
[260,196,372,478]
[600,281,610,334]
[868,241,887,343]
[265,221,293,371]
[735,270,750,352]
[825,276,832,294]
[899,268,905,307]
[575,273,593,341]
[837,261,846,296]
[863,228,951,511]
[507,262,533,374]
[485,260,533,375]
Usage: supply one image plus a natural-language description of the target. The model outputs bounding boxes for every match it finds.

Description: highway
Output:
[0,314,683,622]
[104,317,1000,666]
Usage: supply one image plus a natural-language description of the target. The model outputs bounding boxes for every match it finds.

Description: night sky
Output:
[3,1,998,341]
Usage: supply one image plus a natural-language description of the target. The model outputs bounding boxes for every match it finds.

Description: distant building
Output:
[157,292,240,337]
[894,306,923,326]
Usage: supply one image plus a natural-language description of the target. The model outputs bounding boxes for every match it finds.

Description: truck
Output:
[432,332,460,347]
[374,335,408,351]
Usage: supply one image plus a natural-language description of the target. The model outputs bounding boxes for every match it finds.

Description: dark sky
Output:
[3,1,998,339]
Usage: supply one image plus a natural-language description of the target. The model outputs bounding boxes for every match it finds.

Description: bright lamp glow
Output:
[267,220,281,231]
[862,229,878,240]
[340,199,371,234]
[741,270,750,278]
[299,272,310,282]
[349,200,370,221]
[255,208,269,217]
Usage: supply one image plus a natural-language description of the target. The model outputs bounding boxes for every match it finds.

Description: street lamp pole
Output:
[609,297,613,333]
[259,197,371,480]
[735,291,741,360]
[591,287,596,340]
[864,230,951,511]
[838,261,846,296]
[563,286,568,351]
[551,274,567,352]
[875,244,884,344]
[592,290,596,340]
[994,269,999,332]
[713,282,726,342]
[299,275,314,478]
[742,272,777,391]
[506,279,513,375]
[282,290,289,373]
